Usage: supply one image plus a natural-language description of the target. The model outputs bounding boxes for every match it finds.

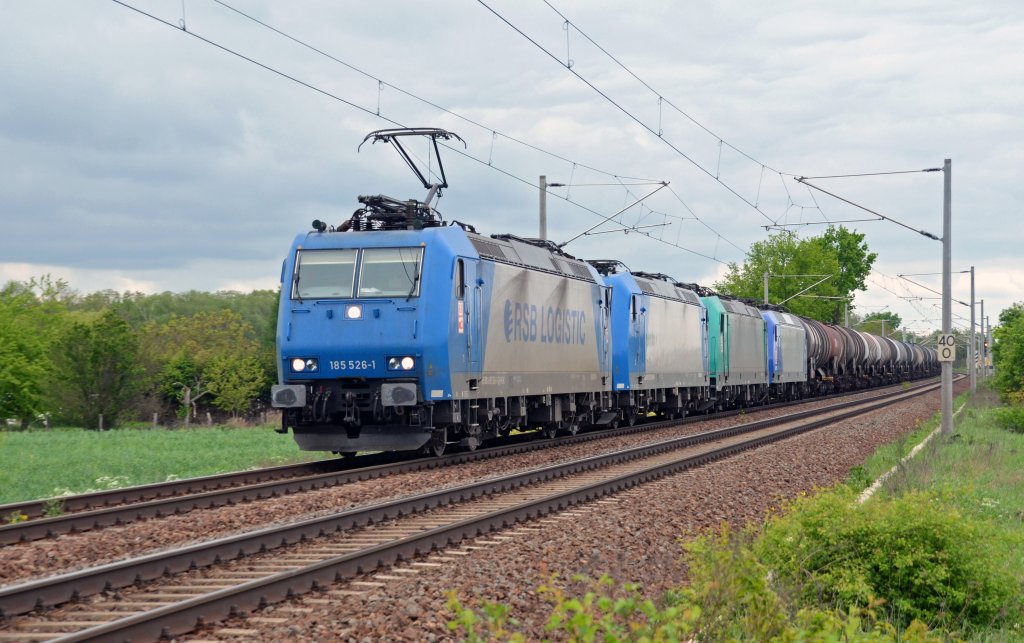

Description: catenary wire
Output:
[477,0,780,225]
[209,0,657,184]
[541,0,788,176]
[110,0,730,265]
[206,0,744,257]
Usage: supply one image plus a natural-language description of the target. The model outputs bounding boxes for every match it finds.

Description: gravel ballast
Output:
[0,384,920,586]
[186,381,963,641]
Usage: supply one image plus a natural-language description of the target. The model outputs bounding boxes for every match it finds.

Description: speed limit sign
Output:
[937,334,956,362]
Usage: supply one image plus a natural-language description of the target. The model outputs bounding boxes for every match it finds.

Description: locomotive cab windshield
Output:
[291,247,423,299]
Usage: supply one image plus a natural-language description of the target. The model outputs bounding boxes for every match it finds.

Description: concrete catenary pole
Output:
[941,159,953,435]
[539,175,548,241]
[980,299,985,382]
[987,315,992,376]
[970,266,976,393]
[764,272,769,305]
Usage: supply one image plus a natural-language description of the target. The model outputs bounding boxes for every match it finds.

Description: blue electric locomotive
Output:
[272,129,612,455]
[761,310,808,400]
[590,263,709,421]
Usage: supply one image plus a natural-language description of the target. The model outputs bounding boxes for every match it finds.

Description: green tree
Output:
[0,277,72,428]
[993,303,1024,403]
[817,226,877,300]
[141,309,267,422]
[206,354,270,418]
[50,309,144,429]
[714,226,876,323]
[857,311,903,337]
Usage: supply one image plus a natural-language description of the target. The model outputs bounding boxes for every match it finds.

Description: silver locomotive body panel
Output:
[640,294,707,388]
[771,312,808,384]
[466,260,608,399]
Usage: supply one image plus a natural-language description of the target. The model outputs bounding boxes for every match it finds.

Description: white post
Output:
[941,159,953,435]
[764,272,769,305]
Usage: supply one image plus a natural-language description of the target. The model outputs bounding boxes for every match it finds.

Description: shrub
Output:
[447,489,1020,640]
[447,523,942,641]
[992,405,1024,433]
[756,488,1020,632]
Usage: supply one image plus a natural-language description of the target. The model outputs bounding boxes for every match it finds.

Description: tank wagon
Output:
[271,128,939,455]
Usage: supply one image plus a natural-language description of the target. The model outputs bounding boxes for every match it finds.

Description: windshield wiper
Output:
[406,266,420,301]
[293,253,302,301]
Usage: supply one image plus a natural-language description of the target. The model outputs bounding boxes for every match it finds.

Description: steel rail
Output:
[0,378,938,546]
[38,378,948,642]
[0,378,947,626]
[0,458,357,522]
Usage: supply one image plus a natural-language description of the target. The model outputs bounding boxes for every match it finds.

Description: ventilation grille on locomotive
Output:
[566,262,593,280]
[470,238,509,260]
[636,280,656,294]
[675,288,701,305]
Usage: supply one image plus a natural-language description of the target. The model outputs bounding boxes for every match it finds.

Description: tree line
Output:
[4,227,984,429]
[993,303,1024,404]
[0,276,278,430]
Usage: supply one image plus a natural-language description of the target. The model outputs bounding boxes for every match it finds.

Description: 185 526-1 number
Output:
[330,359,376,371]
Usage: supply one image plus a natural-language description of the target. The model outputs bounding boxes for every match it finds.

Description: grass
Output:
[0,425,328,505]
[876,386,1024,555]
[852,384,1024,639]
[848,389,972,491]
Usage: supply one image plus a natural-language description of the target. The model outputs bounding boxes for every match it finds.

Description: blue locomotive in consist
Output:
[272,128,938,455]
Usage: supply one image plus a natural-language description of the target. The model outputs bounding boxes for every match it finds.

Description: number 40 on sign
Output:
[937,334,956,362]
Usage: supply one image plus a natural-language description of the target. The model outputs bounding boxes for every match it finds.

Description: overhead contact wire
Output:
[210,0,656,184]
[541,0,788,176]
[111,0,728,265]
[476,0,779,225]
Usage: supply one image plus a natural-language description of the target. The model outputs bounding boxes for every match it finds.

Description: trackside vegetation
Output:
[0,425,326,506]
[446,389,1024,641]
[0,277,278,430]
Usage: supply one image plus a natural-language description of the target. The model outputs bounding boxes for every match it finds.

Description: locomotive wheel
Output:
[425,427,447,457]
[566,423,580,436]
[338,451,357,458]
[542,423,559,439]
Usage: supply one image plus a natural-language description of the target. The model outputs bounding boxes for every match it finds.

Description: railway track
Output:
[0,379,936,546]
[0,378,949,642]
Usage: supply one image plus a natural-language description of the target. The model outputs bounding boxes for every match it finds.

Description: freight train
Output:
[271,129,938,455]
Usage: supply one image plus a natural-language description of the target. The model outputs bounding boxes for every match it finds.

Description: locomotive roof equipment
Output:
[335,128,466,233]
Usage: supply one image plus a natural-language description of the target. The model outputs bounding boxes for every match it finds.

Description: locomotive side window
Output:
[456,259,466,299]
[293,249,357,299]
[358,248,424,297]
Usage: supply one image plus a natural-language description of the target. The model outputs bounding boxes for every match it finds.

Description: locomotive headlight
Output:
[345,304,362,320]
[290,358,318,373]
[387,356,416,371]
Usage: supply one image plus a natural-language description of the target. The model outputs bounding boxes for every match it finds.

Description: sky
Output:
[2,0,1021,336]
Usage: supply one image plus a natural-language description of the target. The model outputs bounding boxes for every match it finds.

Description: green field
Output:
[0,425,327,505]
